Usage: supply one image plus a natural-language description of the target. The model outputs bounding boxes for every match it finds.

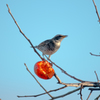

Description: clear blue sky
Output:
[0,0,100,100]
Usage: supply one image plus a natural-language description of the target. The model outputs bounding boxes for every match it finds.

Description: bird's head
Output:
[52,34,68,42]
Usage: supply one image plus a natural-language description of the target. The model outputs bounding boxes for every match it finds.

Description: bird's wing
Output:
[38,39,51,47]
[39,39,56,51]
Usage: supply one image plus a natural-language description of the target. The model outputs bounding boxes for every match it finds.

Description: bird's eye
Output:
[58,35,62,38]
[55,35,61,40]
[58,35,61,38]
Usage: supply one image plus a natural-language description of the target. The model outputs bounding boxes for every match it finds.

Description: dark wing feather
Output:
[38,39,55,51]
[38,40,51,47]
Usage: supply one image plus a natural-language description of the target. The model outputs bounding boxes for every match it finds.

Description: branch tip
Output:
[92,0,100,23]
[24,63,26,66]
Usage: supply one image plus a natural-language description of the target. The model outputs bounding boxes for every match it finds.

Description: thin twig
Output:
[90,52,100,57]
[46,56,100,84]
[78,85,83,100]
[87,90,92,100]
[46,56,85,83]
[23,63,53,99]
[94,71,99,82]
[59,82,100,88]
[94,95,100,100]
[92,0,100,22]
[17,85,67,98]
[6,4,43,60]
[80,85,83,100]
[89,88,100,91]
[49,87,81,100]
[54,73,62,83]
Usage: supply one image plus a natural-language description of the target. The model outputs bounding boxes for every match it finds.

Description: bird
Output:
[35,34,68,59]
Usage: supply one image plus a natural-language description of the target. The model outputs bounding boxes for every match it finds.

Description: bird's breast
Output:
[55,41,60,47]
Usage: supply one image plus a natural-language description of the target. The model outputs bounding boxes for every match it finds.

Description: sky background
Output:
[0,0,100,100]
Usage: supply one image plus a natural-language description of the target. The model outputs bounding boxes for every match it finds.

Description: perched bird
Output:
[35,34,68,59]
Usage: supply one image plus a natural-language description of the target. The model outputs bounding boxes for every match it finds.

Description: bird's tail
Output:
[34,46,37,48]
[30,46,37,48]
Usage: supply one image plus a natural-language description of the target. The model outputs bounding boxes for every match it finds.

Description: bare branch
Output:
[49,87,81,100]
[6,4,43,60]
[94,71,99,82]
[77,85,83,100]
[90,52,100,57]
[54,73,62,83]
[88,88,100,100]
[17,86,67,98]
[23,63,53,99]
[94,95,100,100]
[89,88,100,91]
[87,90,93,100]
[92,0,100,22]
[59,81,100,88]
[79,85,83,100]
[45,55,85,83]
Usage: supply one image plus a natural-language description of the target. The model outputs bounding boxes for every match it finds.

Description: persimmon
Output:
[34,61,55,79]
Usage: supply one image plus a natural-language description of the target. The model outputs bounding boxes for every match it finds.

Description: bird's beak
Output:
[62,35,68,38]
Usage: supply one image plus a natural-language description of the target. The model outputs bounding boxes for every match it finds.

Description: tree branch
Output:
[88,88,100,100]
[54,73,62,83]
[61,82,100,87]
[87,90,93,100]
[17,85,67,98]
[94,71,99,82]
[79,85,83,100]
[6,4,54,98]
[23,63,53,98]
[92,0,100,23]
[45,55,85,83]
[18,63,100,99]
[49,87,81,100]
[6,4,43,60]
[89,88,100,91]
[95,95,100,100]
[90,52,100,57]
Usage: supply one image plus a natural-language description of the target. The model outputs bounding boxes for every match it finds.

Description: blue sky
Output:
[0,0,100,100]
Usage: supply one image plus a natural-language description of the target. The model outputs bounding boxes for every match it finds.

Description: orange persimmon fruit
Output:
[34,60,55,79]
